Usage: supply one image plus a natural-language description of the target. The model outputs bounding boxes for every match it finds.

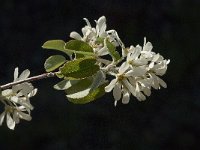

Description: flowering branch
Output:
[0,72,56,90]
[0,16,170,130]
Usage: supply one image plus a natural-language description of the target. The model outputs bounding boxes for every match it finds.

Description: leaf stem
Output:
[0,72,57,90]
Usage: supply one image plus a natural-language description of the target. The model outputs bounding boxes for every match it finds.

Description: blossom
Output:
[105,38,170,105]
[105,61,147,106]
[126,45,148,67]
[70,16,124,58]
[0,105,32,130]
[0,67,37,130]
[70,16,107,42]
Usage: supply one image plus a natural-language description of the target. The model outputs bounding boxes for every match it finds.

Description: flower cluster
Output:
[0,68,37,130]
[70,16,170,106]
[105,38,170,105]
[70,16,124,58]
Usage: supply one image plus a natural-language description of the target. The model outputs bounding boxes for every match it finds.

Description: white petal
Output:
[150,73,159,89]
[97,46,109,56]
[6,112,15,130]
[122,90,130,104]
[14,67,19,81]
[143,40,153,52]
[137,57,148,66]
[149,62,154,69]
[97,16,106,28]
[119,62,129,74]
[85,29,93,38]
[132,45,141,59]
[99,23,107,37]
[82,26,90,37]
[127,77,136,85]
[10,96,19,103]
[141,51,153,58]
[133,66,147,76]
[114,100,118,107]
[96,16,107,37]
[17,98,34,110]
[18,69,30,80]
[122,79,135,96]
[140,93,146,101]
[18,111,32,121]
[155,67,167,76]
[136,82,140,92]
[139,79,151,88]
[137,92,146,101]
[143,87,151,96]
[20,83,34,96]
[166,59,170,64]
[12,84,22,93]
[13,111,20,124]
[70,32,82,40]
[2,89,13,96]
[105,79,117,92]
[113,82,121,101]
[125,70,134,77]
[19,105,26,111]
[152,54,160,62]
[0,111,5,125]
[129,45,135,53]
[143,37,147,46]
[158,77,167,88]
[83,18,91,27]
[28,88,38,97]
[127,52,133,62]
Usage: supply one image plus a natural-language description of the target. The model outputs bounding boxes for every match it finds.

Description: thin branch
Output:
[0,72,57,90]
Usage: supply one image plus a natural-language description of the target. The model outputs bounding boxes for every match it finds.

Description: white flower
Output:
[105,37,169,105]
[95,16,107,38]
[127,45,148,66]
[70,16,107,42]
[70,16,124,58]
[0,105,32,130]
[105,61,147,105]
[0,67,37,130]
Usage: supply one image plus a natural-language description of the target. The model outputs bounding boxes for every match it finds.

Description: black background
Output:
[0,0,200,150]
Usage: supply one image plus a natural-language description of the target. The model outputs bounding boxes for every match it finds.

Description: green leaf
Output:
[44,55,66,72]
[65,40,93,52]
[42,40,72,56]
[42,40,66,51]
[66,78,93,99]
[67,83,107,104]
[65,71,105,99]
[54,80,78,90]
[106,40,121,61]
[90,71,105,91]
[65,40,94,58]
[60,57,100,80]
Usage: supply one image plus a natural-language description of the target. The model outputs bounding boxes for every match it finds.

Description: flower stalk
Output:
[0,72,56,90]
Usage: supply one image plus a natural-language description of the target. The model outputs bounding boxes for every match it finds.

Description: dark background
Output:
[0,0,200,150]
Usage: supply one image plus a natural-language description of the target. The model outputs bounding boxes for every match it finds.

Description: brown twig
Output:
[0,72,57,90]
